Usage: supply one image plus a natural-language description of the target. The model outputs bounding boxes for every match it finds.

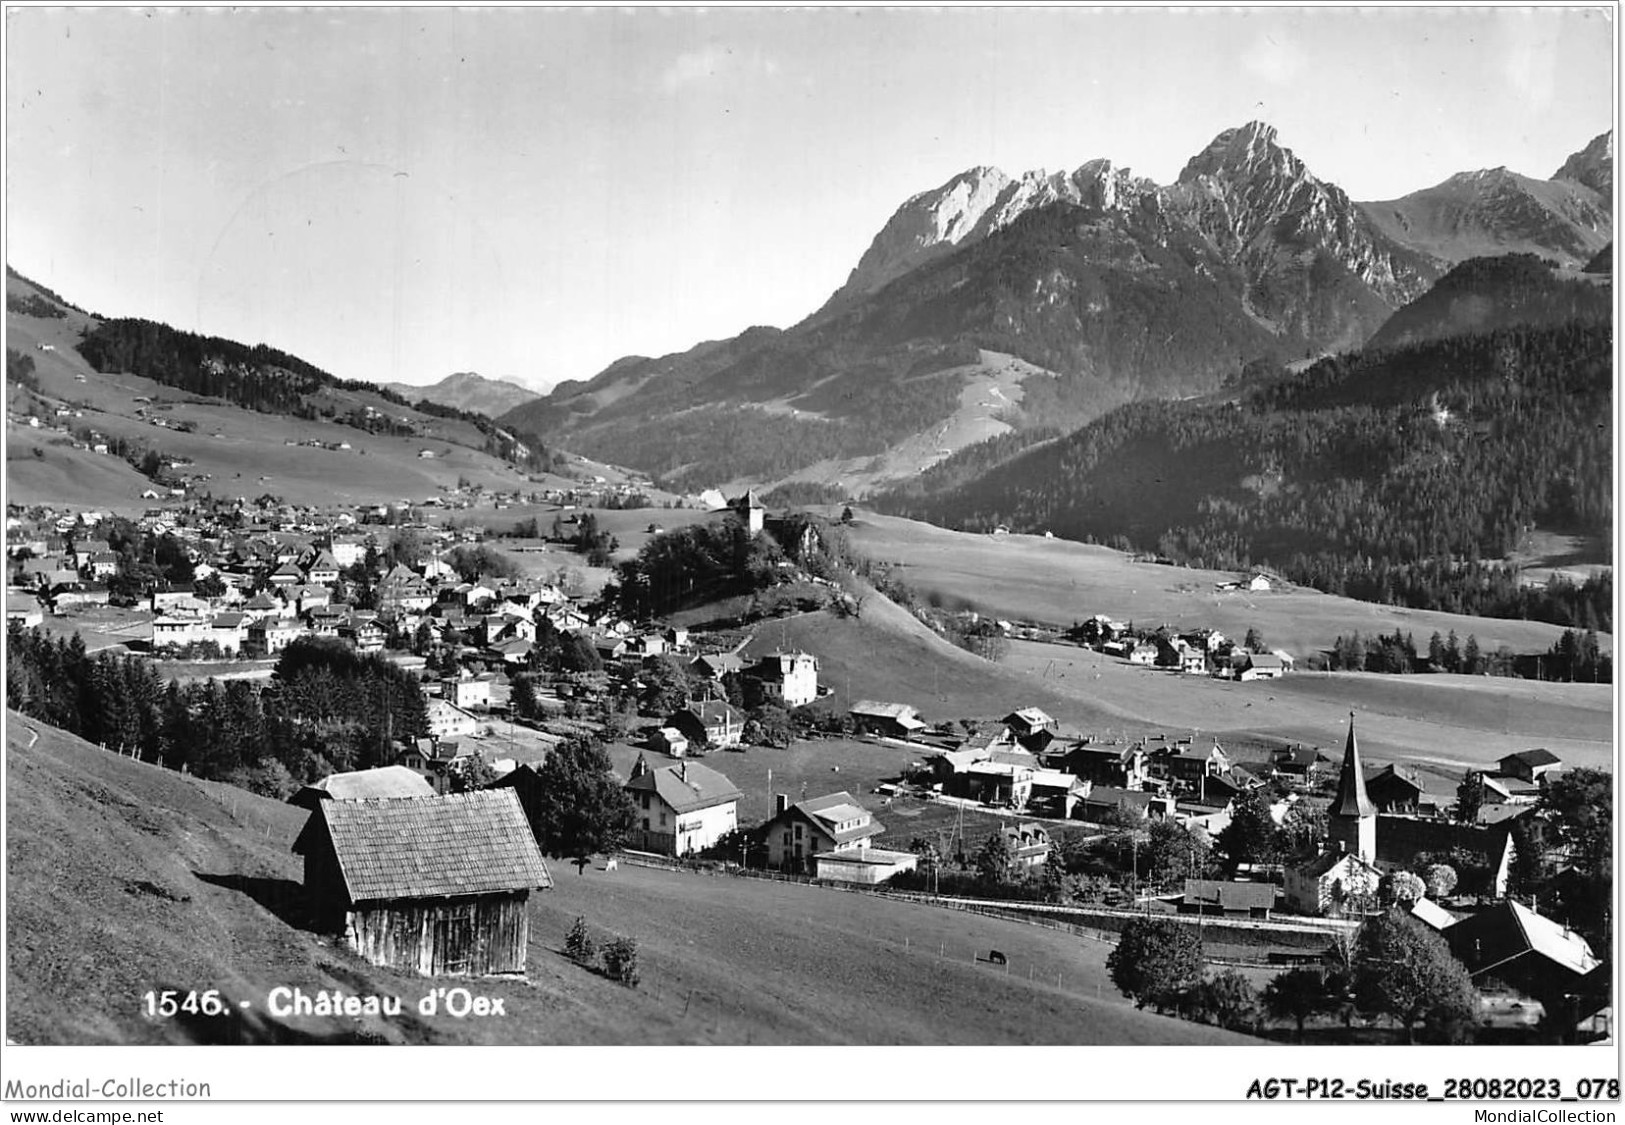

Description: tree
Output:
[1264,967,1332,1040]
[1353,908,1479,1043]
[1106,917,1204,1012]
[600,936,640,986]
[1216,789,1279,870]
[529,738,638,869]
[1145,818,1213,890]
[1455,770,1484,824]
[1462,634,1481,675]
[1195,968,1260,1032]
[974,830,1014,886]
[1380,870,1426,907]
[564,916,597,964]
[1423,864,1458,899]
[1243,626,1265,652]
[447,753,498,794]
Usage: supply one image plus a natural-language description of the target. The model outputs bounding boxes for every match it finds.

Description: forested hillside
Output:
[876,321,1612,630]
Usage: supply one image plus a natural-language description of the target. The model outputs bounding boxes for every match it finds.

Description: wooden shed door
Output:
[435,905,476,975]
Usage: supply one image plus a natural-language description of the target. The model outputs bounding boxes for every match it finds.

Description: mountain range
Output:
[384,371,541,418]
[501,122,1612,494]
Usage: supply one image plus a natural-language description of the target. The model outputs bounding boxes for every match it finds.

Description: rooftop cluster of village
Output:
[5,491,1608,1042]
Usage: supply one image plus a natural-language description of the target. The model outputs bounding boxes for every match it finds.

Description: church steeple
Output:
[1330,711,1374,817]
[1327,712,1376,862]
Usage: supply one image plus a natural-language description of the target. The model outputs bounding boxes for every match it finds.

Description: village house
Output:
[647,726,689,758]
[1365,763,1433,815]
[1445,900,1609,1034]
[1180,879,1277,919]
[666,698,744,750]
[151,614,209,649]
[1271,744,1332,787]
[624,756,741,856]
[1002,706,1060,752]
[1058,742,1152,790]
[1236,652,1287,681]
[998,822,1053,869]
[1156,741,1232,788]
[849,700,928,740]
[397,737,477,793]
[246,617,307,656]
[1283,850,1382,916]
[761,791,885,875]
[1081,786,1176,822]
[208,612,250,654]
[689,651,745,681]
[1495,748,1563,786]
[729,489,766,535]
[443,674,492,711]
[747,650,820,707]
[427,699,479,741]
[292,790,551,976]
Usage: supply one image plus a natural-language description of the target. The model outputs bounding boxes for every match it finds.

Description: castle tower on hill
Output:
[1327,712,1376,863]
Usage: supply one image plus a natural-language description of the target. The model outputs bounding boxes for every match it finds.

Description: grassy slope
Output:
[5,715,1244,1046]
[840,511,1610,657]
[5,277,573,511]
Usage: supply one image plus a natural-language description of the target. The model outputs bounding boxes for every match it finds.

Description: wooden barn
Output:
[292,790,552,977]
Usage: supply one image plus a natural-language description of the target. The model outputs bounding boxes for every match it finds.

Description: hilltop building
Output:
[624,755,741,856]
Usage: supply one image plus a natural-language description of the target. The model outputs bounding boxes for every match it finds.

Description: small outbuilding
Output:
[293,790,552,977]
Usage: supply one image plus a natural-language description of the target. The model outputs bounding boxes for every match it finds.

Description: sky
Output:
[4,6,1615,394]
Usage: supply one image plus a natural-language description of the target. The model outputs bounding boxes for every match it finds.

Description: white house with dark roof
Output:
[624,755,741,856]
[748,650,820,707]
[761,790,886,875]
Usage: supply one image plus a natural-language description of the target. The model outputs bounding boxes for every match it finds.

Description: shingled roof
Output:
[293,790,551,903]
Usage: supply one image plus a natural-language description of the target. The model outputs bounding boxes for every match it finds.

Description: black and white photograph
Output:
[1,1,1617,1100]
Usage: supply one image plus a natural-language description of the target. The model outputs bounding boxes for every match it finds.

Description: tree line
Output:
[6,629,428,797]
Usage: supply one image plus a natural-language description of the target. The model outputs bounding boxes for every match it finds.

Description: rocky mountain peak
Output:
[1553,130,1613,201]
[1176,120,1298,184]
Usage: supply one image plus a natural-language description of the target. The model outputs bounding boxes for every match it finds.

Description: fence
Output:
[615,851,1335,966]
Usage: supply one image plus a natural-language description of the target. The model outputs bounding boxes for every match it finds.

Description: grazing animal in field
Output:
[987,950,1007,966]
[604,858,618,872]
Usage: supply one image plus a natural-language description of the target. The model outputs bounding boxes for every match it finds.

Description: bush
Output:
[601,936,640,986]
[564,916,596,964]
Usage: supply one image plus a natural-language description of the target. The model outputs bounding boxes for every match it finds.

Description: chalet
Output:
[1365,764,1432,815]
[762,791,884,874]
[1496,749,1562,786]
[292,791,551,976]
[339,619,386,653]
[666,699,744,750]
[1002,706,1059,751]
[1027,769,1091,819]
[1283,850,1381,916]
[293,585,331,614]
[1058,743,1151,790]
[1237,653,1286,681]
[1272,744,1331,785]
[1181,879,1276,919]
[398,737,476,793]
[151,583,199,610]
[289,765,435,809]
[623,632,667,659]
[624,756,741,856]
[1158,741,1231,786]
[87,552,119,579]
[269,563,303,588]
[1247,573,1273,592]
[488,638,534,666]
[747,650,820,707]
[849,700,927,740]
[329,535,368,568]
[1112,638,1154,664]
[1446,900,1609,1030]
[689,652,745,681]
